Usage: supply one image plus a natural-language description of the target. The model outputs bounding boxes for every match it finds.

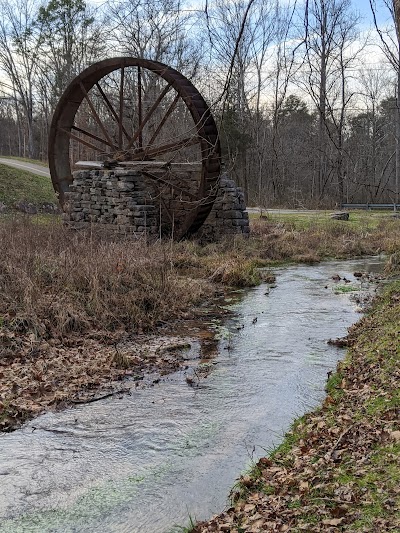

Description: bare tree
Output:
[37,0,104,105]
[268,2,304,205]
[201,0,279,200]
[370,0,400,205]
[0,0,43,157]
[302,0,359,203]
[106,0,199,74]
[348,68,392,201]
[33,0,105,159]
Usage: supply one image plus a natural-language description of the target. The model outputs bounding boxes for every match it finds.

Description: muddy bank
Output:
[0,305,227,432]
[0,220,265,432]
[193,282,400,532]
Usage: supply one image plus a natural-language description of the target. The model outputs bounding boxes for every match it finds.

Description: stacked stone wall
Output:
[155,171,198,235]
[62,170,157,236]
[199,174,250,240]
[62,169,250,240]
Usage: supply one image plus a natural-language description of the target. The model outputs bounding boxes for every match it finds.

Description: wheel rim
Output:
[48,57,221,238]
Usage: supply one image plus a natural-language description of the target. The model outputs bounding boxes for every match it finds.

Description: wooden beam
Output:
[74,160,202,172]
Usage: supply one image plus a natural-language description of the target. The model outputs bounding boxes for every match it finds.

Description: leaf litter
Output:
[0,328,213,432]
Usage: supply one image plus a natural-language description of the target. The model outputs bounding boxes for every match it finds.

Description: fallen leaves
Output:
[390,431,400,442]
[0,330,195,431]
[321,518,344,526]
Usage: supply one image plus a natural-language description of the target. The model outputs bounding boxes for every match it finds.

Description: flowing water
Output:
[0,258,383,533]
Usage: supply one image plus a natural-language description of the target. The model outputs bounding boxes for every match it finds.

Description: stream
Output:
[0,257,383,533]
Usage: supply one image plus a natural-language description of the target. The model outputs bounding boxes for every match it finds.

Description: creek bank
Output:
[193,281,400,533]
[1,211,395,433]
[0,302,233,432]
[0,255,382,433]
[0,258,385,532]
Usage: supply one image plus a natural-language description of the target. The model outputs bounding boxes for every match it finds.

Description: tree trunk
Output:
[318,11,327,201]
[396,52,400,208]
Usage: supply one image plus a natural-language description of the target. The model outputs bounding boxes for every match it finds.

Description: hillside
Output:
[0,163,57,208]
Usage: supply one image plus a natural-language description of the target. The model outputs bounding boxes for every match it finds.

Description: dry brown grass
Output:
[170,217,400,285]
[0,219,209,341]
[2,216,400,342]
[1,215,400,430]
[249,218,400,261]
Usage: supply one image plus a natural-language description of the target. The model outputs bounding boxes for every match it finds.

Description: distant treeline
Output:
[0,0,398,207]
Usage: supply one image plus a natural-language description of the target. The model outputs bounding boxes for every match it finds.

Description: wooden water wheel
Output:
[48,57,221,238]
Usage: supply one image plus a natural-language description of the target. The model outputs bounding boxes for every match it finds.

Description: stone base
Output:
[198,174,250,241]
[62,170,250,240]
[330,212,349,220]
[62,169,157,237]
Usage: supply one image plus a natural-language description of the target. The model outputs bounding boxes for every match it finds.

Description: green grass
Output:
[168,515,197,532]
[365,390,400,415]
[251,209,397,231]
[0,163,56,206]
[334,284,360,294]
[269,417,306,463]
[325,371,345,399]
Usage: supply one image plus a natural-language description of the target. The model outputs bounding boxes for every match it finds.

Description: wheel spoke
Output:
[135,136,199,160]
[125,83,173,151]
[71,126,114,148]
[142,170,199,200]
[60,127,106,154]
[147,93,180,149]
[95,83,130,141]
[159,195,174,224]
[79,81,118,151]
[137,66,143,149]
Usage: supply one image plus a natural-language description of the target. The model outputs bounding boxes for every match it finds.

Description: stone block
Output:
[116,181,135,191]
[231,219,248,226]
[116,215,133,225]
[119,174,141,182]
[223,210,243,219]
[70,212,84,222]
[220,178,236,188]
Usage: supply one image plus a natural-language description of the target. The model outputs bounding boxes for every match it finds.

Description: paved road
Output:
[0,157,50,178]
[247,207,329,215]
